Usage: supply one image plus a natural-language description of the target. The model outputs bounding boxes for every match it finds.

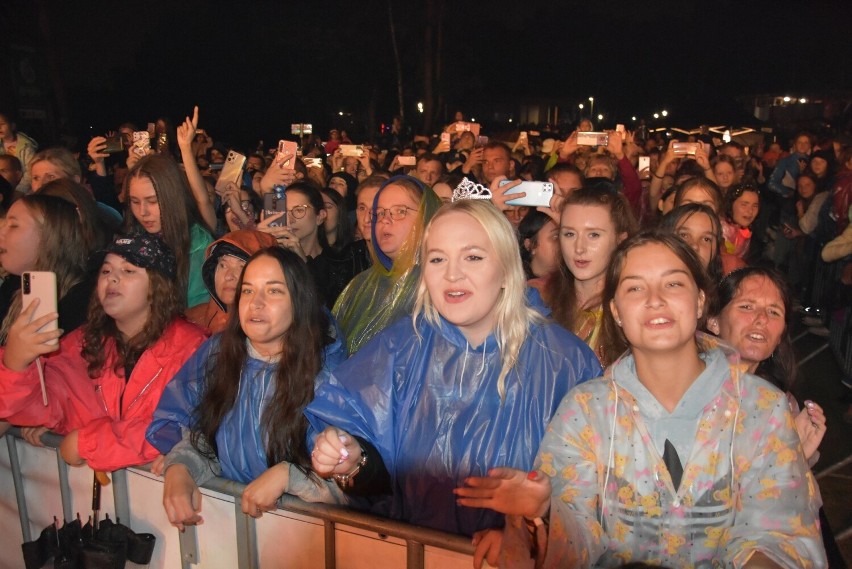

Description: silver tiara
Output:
[451,177,493,202]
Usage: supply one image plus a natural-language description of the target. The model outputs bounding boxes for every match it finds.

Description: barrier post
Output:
[55,453,73,523]
[111,468,131,525]
[406,540,424,569]
[234,503,258,569]
[324,519,335,569]
[6,435,32,542]
[179,525,200,568]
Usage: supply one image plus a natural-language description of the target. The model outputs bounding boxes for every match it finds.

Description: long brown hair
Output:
[123,155,210,307]
[545,187,637,331]
[192,248,332,473]
[82,268,183,378]
[0,194,88,343]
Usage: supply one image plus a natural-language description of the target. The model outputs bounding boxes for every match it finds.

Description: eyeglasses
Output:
[373,205,417,222]
[288,204,313,219]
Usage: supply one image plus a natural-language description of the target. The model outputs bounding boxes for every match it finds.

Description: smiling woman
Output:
[306,200,600,566]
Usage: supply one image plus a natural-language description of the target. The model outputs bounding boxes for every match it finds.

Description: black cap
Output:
[105,233,176,279]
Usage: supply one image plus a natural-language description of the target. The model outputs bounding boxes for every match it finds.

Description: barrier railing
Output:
[0,428,475,569]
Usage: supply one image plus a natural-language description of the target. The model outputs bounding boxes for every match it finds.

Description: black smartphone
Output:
[103,135,124,154]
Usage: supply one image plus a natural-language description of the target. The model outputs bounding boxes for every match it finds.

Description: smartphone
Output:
[638,156,651,180]
[616,124,626,136]
[303,157,323,169]
[263,192,287,227]
[398,155,416,167]
[441,132,451,144]
[156,132,168,153]
[215,150,247,192]
[672,142,700,156]
[577,132,609,147]
[22,272,58,345]
[476,135,489,147]
[519,131,528,141]
[340,144,364,158]
[276,140,299,169]
[131,131,151,157]
[499,180,554,207]
[103,135,124,154]
[146,122,156,140]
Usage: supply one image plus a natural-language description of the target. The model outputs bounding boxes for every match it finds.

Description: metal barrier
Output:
[0,428,475,569]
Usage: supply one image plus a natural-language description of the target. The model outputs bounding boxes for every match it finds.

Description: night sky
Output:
[4,0,851,148]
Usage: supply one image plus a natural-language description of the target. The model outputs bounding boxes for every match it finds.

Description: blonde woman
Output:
[307,200,601,559]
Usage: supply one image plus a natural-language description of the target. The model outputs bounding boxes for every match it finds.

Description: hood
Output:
[201,229,278,311]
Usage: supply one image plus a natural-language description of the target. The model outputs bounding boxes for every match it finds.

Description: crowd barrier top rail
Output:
[4,427,476,569]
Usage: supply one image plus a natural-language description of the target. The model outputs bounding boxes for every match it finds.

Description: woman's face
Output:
[323,195,339,235]
[214,254,247,306]
[30,161,68,192]
[374,184,420,260]
[560,204,622,286]
[712,275,786,371]
[810,157,828,177]
[679,186,717,212]
[328,177,349,197]
[611,243,705,357]
[128,176,162,234]
[0,201,40,275]
[732,190,759,228]
[285,190,325,244]
[714,161,736,189]
[239,255,293,357]
[797,176,816,200]
[423,211,506,345]
[527,219,560,278]
[97,253,151,337]
[675,212,717,270]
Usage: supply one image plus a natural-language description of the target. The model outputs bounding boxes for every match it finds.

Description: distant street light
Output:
[783,96,791,102]
[508,118,513,123]
[589,97,595,117]
[417,102,424,113]
[653,113,660,119]
[631,116,637,121]
[597,114,603,121]
[578,103,584,110]
[661,110,668,117]
[338,112,344,116]
[799,98,807,104]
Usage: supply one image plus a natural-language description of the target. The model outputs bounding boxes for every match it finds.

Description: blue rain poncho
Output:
[147,330,346,483]
[305,315,602,536]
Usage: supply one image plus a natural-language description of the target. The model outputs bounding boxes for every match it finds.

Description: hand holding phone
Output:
[2,272,60,377]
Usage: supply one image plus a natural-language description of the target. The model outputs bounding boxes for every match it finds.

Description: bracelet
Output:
[652,171,664,179]
[333,448,367,489]
[523,516,548,533]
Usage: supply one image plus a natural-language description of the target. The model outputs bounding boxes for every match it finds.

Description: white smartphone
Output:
[499,180,554,207]
[22,271,58,343]
[398,155,416,167]
[638,156,650,180]
[577,132,609,147]
[214,150,247,192]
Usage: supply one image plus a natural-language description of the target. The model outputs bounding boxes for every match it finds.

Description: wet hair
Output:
[722,183,760,225]
[414,200,540,400]
[545,187,638,333]
[713,267,796,390]
[660,203,723,284]
[601,230,712,364]
[82,263,183,378]
[123,155,210,308]
[193,248,332,474]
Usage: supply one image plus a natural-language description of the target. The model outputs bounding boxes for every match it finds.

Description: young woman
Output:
[0,233,206,471]
[543,187,638,363]
[518,210,560,284]
[27,147,82,192]
[0,194,93,338]
[147,248,347,529]
[659,202,746,282]
[721,182,760,260]
[124,155,214,308]
[712,154,739,196]
[672,176,724,215]
[321,187,354,250]
[307,200,601,546]
[457,232,826,567]
[332,175,442,353]
[0,112,38,193]
[184,229,278,334]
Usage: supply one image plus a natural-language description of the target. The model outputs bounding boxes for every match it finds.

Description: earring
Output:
[616,319,623,326]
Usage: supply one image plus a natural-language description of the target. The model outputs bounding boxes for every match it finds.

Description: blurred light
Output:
[508,118,513,123]
[589,97,594,102]
[783,96,791,102]
[578,103,584,109]
[597,114,603,121]
[471,118,476,122]
[631,116,637,121]
[661,110,668,117]
[417,102,424,113]
[723,130,731,143]
[653,113,660,119]
[799,98,807,104]
[338,112,344,116]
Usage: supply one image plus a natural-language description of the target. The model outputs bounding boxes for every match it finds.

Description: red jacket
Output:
[0,318,206,471]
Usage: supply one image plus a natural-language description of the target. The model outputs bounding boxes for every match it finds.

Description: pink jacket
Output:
[0,318,206,471]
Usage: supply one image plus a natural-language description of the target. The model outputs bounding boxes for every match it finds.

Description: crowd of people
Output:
[0,105,850,567]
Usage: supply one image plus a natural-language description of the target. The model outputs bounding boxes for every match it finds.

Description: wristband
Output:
[652,172,664,179]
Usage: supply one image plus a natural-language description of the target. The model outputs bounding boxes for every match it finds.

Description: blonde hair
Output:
[29,147,82,182]
[412,200,540,399]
